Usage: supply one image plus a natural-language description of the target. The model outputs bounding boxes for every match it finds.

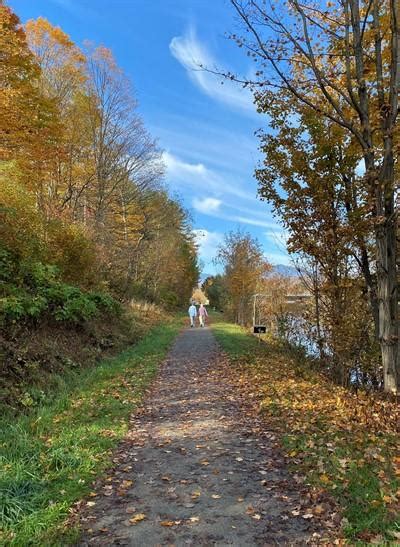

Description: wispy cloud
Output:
[193,229,223,264]
[151,119,258,176]
[169,27,255,114]
[265,229,289,248]
[163,151,253,200]
[193,197,222,214]
[233,216,276,229]
[164,153,279,230]
[192,201,277,229]
[164,151,207,177]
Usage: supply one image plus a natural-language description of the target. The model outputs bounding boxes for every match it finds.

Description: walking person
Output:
[188,303,197,327]
[198,303,208,327]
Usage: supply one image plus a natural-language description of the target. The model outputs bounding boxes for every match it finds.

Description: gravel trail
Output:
[78,325,329,546]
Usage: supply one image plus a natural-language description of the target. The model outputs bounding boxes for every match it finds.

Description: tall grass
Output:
[0,317,183,546]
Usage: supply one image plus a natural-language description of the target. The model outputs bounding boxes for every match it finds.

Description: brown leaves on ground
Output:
[219,337,399,540]
[127,513,146,525]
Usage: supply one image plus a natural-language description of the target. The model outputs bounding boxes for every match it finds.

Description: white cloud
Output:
[164,154,280,230]
[233,216,276,229]
[193,229,223,263]
[163,151,207,177]
[169,28,255,113]
[163,151,253,200]
[192,197,222,214]
[150,117,259,176]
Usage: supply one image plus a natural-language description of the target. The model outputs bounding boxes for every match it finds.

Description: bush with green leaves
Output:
[0,248,121,326]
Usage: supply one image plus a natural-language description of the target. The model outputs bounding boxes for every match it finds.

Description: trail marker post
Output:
[252,293,266,343]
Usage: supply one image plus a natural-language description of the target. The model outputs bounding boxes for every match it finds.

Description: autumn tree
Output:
[0,4,61,197]
[229,0,399,392]
[216,230,270,324]
[255,96,382,383]
[191,287,208,305]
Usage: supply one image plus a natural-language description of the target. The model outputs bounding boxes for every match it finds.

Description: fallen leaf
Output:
[129,513,146,525]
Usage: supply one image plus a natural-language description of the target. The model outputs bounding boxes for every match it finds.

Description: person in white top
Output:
[188,303,197,327]
[198,303,208,327]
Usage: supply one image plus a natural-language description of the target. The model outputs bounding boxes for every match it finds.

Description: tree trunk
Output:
[376,216,398,392]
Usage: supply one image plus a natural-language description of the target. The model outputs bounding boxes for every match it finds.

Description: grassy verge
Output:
[211,317,400,544]
[0,316,183,546]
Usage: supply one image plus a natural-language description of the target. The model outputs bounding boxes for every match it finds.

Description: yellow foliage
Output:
[0,167,44,258]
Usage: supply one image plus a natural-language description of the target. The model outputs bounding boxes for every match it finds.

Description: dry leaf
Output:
[129,513,146,525]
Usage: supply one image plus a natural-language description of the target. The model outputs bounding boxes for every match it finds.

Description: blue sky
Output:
[10,0,290,274]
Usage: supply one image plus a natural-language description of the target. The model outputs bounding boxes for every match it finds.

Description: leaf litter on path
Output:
[76,327,338,545]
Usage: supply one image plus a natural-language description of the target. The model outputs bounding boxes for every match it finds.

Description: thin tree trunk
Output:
[375,154,398,392]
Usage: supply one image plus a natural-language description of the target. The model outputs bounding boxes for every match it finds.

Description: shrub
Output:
[0,250,121,326]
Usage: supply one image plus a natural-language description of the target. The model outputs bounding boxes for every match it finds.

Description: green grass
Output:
[211,317,400,544]
[211,315,257,357]
[0,316,183,546]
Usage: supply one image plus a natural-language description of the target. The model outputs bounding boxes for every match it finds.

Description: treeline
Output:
[0,4,199,330]
[220,0,399,393]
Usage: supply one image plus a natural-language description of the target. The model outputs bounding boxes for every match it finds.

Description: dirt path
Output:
[78,326,330,546]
